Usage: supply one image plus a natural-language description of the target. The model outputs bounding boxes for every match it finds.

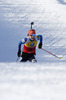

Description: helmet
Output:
[28,29,36,36]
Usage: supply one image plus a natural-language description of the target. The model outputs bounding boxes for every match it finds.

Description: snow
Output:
[0,62,66,100]
[0,0,66,62]
[0,0,66,99]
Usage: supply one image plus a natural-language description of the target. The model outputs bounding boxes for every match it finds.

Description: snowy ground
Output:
[0,0,66,62]
[0,62,66,100]
[0,0,66,100]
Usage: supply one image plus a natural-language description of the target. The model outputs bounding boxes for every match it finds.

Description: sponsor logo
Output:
[30,43,34,46]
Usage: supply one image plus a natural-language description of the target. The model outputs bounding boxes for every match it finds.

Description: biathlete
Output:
[17,23,43,62]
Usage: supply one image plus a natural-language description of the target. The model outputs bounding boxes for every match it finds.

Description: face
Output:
[30,34,36,40]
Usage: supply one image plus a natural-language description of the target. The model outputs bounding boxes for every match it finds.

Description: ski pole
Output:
[41,48,61,59]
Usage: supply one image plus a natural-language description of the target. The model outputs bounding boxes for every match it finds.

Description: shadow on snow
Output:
[57,0,66,5]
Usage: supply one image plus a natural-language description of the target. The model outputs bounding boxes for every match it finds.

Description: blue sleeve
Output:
[18,38,27,50]
[37,35,43,43]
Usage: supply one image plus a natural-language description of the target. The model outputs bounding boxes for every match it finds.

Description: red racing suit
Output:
[18,35,42,54]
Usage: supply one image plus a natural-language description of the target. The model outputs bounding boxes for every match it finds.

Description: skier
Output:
[17,23,43,63]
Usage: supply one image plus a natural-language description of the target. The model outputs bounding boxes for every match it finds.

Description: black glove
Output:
[17,50,21,57]
[38,43,42,49]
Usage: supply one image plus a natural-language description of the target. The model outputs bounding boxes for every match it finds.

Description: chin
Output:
[32,38,35,40]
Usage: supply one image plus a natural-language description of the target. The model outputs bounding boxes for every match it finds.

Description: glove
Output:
[17,50,21,57]
[38,43,42,49]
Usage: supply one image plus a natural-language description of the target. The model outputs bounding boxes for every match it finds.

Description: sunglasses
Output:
[30,34,36,36]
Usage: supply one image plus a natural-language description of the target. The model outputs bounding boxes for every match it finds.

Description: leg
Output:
[29,55,37,63]
[20,52,28,62]
[20,58,27,62]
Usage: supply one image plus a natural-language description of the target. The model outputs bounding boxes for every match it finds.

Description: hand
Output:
[38,43,42,49]
[17,50,21,57]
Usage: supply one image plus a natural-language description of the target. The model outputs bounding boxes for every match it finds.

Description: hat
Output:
[28,29,36,36]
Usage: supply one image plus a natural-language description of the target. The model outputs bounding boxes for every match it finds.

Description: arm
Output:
[37,35,43,49]
[18,38,27,51]
[37,35,43,43]
[17,38,27,57]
